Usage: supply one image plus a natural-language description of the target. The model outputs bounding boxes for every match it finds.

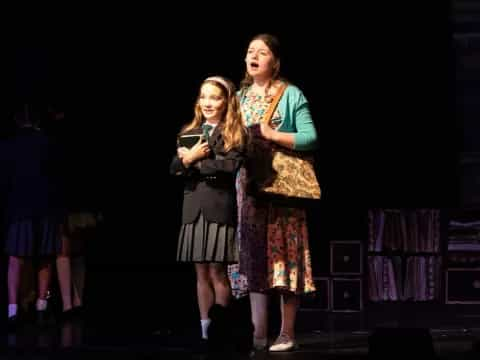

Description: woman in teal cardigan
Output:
[230,33,318,353]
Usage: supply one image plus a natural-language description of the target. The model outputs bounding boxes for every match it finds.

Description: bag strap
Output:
[261,82,287,124]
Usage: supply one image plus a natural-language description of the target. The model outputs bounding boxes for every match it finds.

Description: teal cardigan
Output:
[239,84,318,151]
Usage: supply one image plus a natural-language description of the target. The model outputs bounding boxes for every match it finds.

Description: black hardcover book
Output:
[178,133,205,149]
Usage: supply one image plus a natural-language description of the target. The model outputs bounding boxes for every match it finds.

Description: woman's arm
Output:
[292,101,318,151]
[259,87,318,151]
[259,122,295,149]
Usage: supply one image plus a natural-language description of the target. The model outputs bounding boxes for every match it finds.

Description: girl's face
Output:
[199,83,226,123]
[245,39,276,79]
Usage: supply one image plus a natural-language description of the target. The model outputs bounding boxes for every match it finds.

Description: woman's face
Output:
[245,39,276,79]
[199,82,226,123]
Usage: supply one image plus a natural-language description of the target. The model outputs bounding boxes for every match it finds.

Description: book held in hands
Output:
[177,133,205,149]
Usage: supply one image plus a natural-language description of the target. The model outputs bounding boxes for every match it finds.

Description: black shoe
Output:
[71,306,84,318]
[192,338,208,354]
[207,305,236,355]
[59,309,76,322]
[7,315,23,333]
[36,310,49,327]
[249,347,269,359]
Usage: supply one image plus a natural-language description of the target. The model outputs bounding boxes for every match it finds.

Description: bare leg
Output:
[208,263,230,306]
[249,292,268,343]
[195,263,214,320]
[56,255,72,311]
[37,259,52,301]
[8,256,24,306]
[195,263,214,339]
[279,292,299,339]
[71,256,85,308]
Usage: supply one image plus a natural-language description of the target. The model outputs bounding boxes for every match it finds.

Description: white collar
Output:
[205,121,218,128]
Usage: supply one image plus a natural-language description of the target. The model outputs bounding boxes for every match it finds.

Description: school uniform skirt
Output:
[5,215,62,257]
[177,212,238,263]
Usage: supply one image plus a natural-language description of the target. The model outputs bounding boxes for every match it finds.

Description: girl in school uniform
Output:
[170,76,247,340]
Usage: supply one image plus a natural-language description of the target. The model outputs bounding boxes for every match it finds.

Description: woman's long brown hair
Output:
[240,33,283,96]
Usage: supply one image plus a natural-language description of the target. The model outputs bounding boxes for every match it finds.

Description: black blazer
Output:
[170,125,244,226]
[0,127,65,223]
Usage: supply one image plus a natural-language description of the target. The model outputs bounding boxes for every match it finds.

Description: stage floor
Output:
[1,311,479,359]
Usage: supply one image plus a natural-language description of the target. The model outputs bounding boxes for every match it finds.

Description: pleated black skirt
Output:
[177,212,238,263]
[5,216,62,257]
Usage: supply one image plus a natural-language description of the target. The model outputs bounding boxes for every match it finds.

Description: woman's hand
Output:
[256,122,295,149]
[260,122,277,142]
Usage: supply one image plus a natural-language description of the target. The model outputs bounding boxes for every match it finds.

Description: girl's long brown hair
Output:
[180,77,246,152]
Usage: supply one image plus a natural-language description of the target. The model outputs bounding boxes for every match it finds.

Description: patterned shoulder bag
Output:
[246,83,321,206]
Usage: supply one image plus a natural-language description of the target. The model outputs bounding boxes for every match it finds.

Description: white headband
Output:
[204,76,232,97]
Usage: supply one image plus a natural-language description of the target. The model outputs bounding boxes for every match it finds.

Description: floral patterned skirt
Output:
[228,167,316,298]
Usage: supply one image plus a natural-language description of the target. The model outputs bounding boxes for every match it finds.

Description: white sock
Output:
[200,319,211,339]
[36,298,47,311]
[8,304,18,318]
